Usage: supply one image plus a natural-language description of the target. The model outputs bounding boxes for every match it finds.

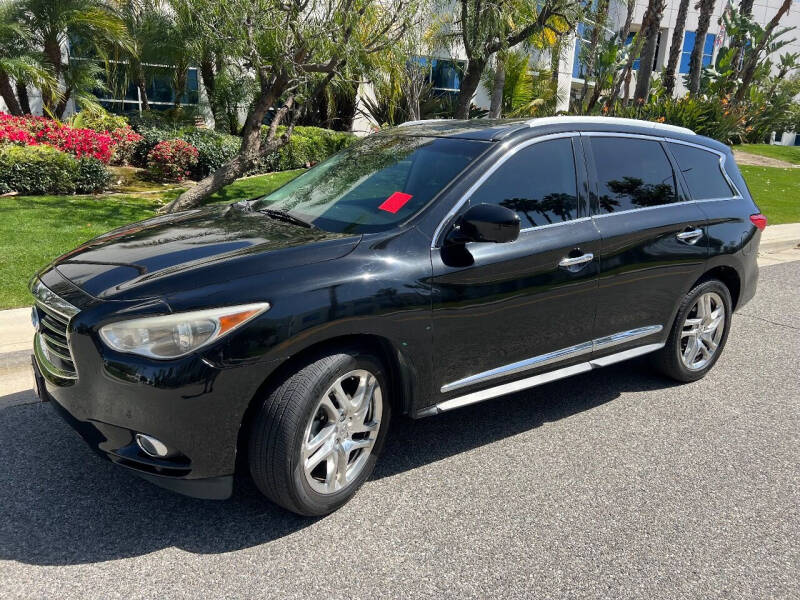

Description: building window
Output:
[679,32,715,74]
[409,57,466,98]
[625,31,662,71]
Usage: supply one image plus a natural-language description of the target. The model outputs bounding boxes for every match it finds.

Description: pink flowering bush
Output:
[108,125,143,165]
[0,113,114,163]
[146,139,199,182]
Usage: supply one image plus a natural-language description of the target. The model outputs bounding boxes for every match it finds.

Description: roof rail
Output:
[397,118,450,127]
[526,116,695,136]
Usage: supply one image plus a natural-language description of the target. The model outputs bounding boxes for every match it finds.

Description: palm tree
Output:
[662,0,689,96]
[633,0,666,103]
[0,1,57,114]
[688,0,716,96]
[18,0,131,117]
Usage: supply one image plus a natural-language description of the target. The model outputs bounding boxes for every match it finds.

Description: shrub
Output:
[0,113,114,162]
[75,157,112,194]
[254,125,355,173]
[130,125,180,167]
[146,139,199,182]
[178,129,241,178]
[71,109,129,133]
[0,145,77,195]
[109,126,144,165]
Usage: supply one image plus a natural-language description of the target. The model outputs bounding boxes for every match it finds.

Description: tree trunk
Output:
[16,80,30,114]
[579,0,611,111]
[134,62,150,111]
[488,54,505,118]
[42,38,63,116]
[688,0,716,96]
[164,73,289,213]
[663,0,690,96]
[454,57,486,119]
[735,0,792,102]
[200,52,223,128]
[604,0,636,108]
[0,70,23,116]
[634,0,665,103]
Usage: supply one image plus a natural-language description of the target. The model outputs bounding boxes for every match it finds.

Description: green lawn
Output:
[739,165,800,225]
[738,144,800,165]
[0,170,304,309]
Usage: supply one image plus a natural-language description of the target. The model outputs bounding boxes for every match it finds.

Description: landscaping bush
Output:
[178,128,241,178]
[75,157,112,194]
[0,113,114,162]
[0,145,78,195]
[108,126,144,166]
[71,109,129,133]
[146,139,199,182]
[254,125,355,173]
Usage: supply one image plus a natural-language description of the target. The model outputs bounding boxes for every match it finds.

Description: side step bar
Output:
[425,343,665,415]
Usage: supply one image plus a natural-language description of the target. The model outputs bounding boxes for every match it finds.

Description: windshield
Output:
[252,134,489,233]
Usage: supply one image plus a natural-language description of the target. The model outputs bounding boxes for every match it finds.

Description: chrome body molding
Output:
[30,278,79,380]
[34,330,78,380]
[441,325,663,393]
[434,343,665,414]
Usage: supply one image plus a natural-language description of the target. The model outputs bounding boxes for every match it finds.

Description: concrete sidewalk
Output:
[1,222,798,400]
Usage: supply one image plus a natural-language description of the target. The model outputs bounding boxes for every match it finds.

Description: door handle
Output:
[558,253,594,268]
[676,228,703,244]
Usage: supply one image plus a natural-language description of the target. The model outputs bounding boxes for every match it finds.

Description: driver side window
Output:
[469,137,579,229]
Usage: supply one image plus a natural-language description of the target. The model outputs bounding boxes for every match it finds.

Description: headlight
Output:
[99,303,270,359]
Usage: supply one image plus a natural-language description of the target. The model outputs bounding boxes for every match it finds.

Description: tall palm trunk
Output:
[735,0,792,101]
[42,38,63,116]
[634,0,666,103]
[688,0,716,96]
[604,0,636,108]
[488,53,505,118]
[579,0,610,111]
[663,0,690,96]
[0,70,22,115]
[16,80,30,114]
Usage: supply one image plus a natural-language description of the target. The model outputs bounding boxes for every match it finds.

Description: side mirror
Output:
[447,203,520,245]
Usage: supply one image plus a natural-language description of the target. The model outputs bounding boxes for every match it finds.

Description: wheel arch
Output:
[694,264,742,310]
[234,333,414,474]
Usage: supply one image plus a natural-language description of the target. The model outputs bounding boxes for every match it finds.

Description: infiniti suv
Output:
[31,117,764,515]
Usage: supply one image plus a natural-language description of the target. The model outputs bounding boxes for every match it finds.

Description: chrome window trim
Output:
[433,342,666,413]
[518,215,592,234]
[440,324,663,393]
[430,132,580,248]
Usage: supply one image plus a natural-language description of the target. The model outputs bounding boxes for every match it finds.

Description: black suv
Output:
[31,117,764,515]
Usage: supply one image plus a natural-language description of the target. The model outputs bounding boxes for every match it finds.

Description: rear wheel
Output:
[652,279,732,382]
[248,348,390,516]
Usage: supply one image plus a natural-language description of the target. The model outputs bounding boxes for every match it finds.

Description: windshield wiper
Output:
[257,208,315,229]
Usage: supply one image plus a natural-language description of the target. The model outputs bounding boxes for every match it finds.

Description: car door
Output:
[430,135,601,401]
[583,133,709,354]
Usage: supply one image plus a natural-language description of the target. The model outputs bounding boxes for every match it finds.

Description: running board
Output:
[428,343,665,415]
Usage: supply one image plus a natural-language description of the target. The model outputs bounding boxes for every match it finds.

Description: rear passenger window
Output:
[469,138,579,228]
[589,137,678,214]
[668,142,735,200]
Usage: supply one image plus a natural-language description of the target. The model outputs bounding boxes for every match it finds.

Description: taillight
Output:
[750,213,767,231]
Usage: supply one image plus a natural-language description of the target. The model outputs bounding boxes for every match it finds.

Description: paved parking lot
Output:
[1,262,798,599]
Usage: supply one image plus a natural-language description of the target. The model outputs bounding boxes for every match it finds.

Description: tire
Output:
[652,279,733,383]
[248,347,391,516]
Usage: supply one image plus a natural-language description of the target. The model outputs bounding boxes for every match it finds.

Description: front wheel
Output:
[248,348,390,516]
[652,279,732,383]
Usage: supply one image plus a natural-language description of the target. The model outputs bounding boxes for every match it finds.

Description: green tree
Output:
[164,0,414,213]
[443,0,578,120]
[18,0,131,117]
[687,0,716,96]
[633,0,666,103]
[662,0,689,96]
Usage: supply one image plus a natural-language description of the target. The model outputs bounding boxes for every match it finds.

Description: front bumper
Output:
[31,312,277,501]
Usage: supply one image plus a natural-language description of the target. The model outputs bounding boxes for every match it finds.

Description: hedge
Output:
[0,145,111,196]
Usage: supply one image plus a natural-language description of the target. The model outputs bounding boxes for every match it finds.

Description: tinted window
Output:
[254,135,487,233]
[469,138,579,228]
[589,137,678,214]
[668,143,734,200]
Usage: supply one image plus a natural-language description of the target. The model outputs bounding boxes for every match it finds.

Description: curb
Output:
[759,238,800,253]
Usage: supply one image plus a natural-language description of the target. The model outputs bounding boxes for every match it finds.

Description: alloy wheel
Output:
[680,291,725,371]
[301,369,382,494]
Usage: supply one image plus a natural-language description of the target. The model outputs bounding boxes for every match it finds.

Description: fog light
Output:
[135,433,173,458]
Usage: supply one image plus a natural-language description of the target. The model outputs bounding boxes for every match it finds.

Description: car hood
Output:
[49,203,360,300]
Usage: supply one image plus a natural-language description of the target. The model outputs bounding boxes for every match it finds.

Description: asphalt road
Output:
[1,262,798,600]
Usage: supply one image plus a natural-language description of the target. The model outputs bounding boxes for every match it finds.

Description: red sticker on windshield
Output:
[379,192,413,214]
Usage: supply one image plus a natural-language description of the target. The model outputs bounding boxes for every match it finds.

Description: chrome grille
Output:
[31,279,80,379]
